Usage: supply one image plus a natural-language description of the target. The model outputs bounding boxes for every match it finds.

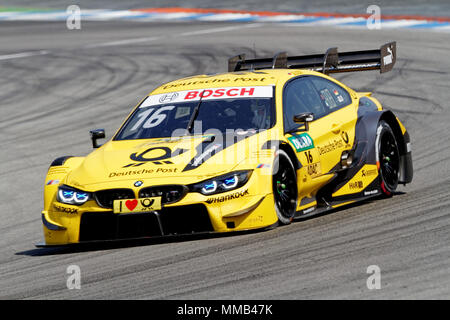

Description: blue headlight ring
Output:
[201,181,218,194]
[221,175,238,189]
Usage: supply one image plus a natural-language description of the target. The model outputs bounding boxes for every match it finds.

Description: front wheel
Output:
[272,150,298,225]
[376,121,400,197]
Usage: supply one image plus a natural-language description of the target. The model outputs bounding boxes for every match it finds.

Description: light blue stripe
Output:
[118,13,160,19]
[80,10,115,17]
[175,13,216,20]
[280,17,326,23]
[341,20,367,26]
[407,22,450,28]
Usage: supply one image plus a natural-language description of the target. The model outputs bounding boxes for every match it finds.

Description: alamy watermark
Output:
[66,5,81,30]
[66,264,81,289]
[366,265,381,290]
[366,5,381,30]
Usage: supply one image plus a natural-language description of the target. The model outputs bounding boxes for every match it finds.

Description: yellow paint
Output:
[332,164,379,197]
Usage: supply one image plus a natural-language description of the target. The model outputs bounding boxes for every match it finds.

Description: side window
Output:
[309,76,352,111]
[283,77,327,132]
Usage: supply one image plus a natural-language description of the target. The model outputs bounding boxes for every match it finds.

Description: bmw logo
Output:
[134,181,143,187]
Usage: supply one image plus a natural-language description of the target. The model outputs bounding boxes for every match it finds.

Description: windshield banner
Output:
[141,86,274,108]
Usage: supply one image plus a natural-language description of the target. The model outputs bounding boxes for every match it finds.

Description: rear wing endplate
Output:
[228,42,396,74]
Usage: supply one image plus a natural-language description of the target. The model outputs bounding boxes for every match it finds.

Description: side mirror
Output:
[90,129,105,149]
[293,112,314,131]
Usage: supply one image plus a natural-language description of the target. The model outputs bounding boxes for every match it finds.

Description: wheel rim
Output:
[273,156,297,219]
[379,130,400,191]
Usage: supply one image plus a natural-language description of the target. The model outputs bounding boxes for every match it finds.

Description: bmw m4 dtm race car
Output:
[38,41,413,246]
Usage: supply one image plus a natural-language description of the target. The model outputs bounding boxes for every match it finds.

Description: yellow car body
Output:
[39,45,413,246]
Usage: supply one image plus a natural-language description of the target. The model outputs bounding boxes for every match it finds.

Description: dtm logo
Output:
[288,133,314,153]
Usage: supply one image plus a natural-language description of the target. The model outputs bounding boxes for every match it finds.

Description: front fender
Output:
[44,156,85,211]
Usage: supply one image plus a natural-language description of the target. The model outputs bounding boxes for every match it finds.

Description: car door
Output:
[283,76,357,201]
[307,75,357,174]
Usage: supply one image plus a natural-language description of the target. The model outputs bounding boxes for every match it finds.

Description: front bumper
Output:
[40,171,277,246]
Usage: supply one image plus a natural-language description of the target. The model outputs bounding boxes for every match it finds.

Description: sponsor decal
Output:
[349,181,364,189]
[175,106,191,119]
[53,203,78,214]
[317,139,344,155]
[162,78,231,90]
[307,162,321,177]
[184,87,256,100]
[46,179,60,186]
[126,199,138,211]
[302,206,316,215]
[129,146,188,163]
[109,167,177,178]
[320,88,337,108]
[161,77,268,90]
[247,215,264,224]
[140,86,273,107]
[362,168,378,177]
[288,133,314,153]
[113,197,162,213]
[158,92,179,104]
[205,189,249,204]
[341,131,349,144]
[364,190,379,196]
[256,163,270,169]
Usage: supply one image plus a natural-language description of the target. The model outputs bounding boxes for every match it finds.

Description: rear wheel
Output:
[272,150,298,225]
[376,121,400,197]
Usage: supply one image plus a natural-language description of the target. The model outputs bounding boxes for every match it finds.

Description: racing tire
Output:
[272,149,298,225]
[376,120,400,197]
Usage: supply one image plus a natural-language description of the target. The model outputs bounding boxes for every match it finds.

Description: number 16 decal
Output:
[130,105,175,131]
[304,150,313,164]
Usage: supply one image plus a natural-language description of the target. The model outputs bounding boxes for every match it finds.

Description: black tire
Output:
[376,121,400,197]
[272,150,298,224]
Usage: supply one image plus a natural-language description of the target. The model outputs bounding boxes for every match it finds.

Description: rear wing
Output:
[228,42,396,74]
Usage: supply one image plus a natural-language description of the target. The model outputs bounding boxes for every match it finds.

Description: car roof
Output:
[149,69,315,95]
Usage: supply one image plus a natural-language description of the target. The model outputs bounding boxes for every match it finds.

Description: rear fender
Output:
[357,110,412,184]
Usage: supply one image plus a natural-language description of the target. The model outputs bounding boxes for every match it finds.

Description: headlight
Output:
[57,185,91,205]
[190,170,252,195]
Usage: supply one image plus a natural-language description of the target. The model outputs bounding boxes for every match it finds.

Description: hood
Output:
[65,132,274,189]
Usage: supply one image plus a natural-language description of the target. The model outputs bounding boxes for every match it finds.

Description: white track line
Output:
[179,23,261,36]
[0,50,49,61]
[85,36,161,48]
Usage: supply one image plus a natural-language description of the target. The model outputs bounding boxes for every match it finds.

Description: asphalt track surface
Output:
[0,19,450,300]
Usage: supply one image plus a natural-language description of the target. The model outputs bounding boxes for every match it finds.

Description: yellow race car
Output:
[39,42,413,246]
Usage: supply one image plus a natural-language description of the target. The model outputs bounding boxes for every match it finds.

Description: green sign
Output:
[288,133,314,152]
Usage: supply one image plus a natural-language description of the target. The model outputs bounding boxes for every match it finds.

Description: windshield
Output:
[114,86,275,140]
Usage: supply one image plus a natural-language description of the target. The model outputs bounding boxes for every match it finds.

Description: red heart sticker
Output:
[125,199,138,211]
